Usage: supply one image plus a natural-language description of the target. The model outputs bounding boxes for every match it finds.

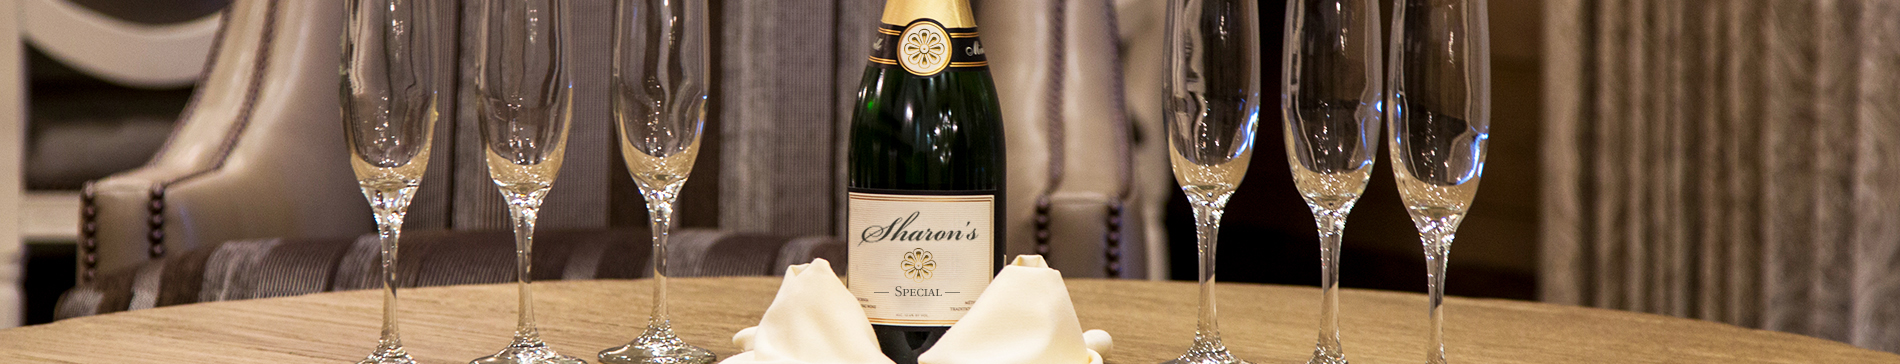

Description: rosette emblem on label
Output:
[901,248,937,282]
[899,21,950,76]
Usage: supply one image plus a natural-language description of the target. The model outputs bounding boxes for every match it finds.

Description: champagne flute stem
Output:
[1420,223,1455,364]
[1187,192,1232,349]
[505,193,546,342]
[1312,207,1348,363]
[643,188,679,330]
[377,221,404,348]
[361,184,417,359]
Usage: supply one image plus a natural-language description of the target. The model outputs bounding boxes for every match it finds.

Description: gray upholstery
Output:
[714,0,858,237]
[55,229,846,320]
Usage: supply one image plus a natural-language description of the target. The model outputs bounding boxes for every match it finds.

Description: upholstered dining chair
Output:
[0,0,228,327]
[79,0,370,285]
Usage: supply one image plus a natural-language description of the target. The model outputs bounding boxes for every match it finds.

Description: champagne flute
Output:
[471,1,584,363]
[1163,0,1260,363]
[1280,1,1381,364]
[341,1,451,363]
[1386,0,1489,363]
[595,0,715,363]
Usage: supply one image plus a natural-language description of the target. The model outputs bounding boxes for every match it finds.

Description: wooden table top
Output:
[1,277,1893,363]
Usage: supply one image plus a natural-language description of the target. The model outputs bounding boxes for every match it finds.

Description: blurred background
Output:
[4,0,1897,355]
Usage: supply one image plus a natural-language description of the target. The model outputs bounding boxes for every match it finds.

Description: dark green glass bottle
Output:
[845,1,1005,363]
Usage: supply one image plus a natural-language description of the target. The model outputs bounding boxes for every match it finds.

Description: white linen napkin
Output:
[917,255,1113,364]
[721,258,895,364]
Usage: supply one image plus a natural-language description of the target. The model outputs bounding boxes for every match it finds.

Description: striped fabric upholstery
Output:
[54,229,844,320]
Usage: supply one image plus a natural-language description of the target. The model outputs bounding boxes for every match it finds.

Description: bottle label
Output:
[847,191,994,326]
[869,19,987,77]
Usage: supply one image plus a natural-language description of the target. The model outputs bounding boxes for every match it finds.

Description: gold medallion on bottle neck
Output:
[870,0,987,77]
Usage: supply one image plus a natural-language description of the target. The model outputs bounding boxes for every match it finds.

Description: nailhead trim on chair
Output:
[164,0,276,187]
[1034,0,1070,262]
[149,0,236,158]
[1098,1,1133,279]
[80,182,100,282]
[1105,201,1123,277]
[144,0,278,262]
[148,185,165,258]
[1034,196,1052,256]
[75,0,277,282]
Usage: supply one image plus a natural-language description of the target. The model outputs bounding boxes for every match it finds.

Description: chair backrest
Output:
[82,0,369,282]
[979,0,1151,278]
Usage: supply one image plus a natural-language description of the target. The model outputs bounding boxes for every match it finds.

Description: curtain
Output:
[714,0,877,236]
[422,0,617,231]
[1541,0,1900,352]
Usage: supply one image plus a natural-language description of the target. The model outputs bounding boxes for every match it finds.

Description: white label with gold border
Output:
[846,191,993,326]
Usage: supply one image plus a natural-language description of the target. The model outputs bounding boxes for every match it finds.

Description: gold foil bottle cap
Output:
[881,0,976,28]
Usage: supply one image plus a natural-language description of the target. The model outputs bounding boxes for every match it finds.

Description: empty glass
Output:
[596,0,716,363]
[471,0,584,363]
[1386,0,1490,363]
[1162,0,1261,363]
[1280,1,1381,364]
[340,0,452,363]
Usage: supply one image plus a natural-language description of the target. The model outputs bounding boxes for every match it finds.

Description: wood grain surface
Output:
[0,277,1892,363]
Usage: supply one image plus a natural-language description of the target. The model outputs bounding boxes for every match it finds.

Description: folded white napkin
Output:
[722,259,895,364]
[917,255,1113,364]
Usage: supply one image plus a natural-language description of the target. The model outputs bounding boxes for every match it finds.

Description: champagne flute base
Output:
[599,326,715,364]
[1162,339,1252,364]
[1163,356,1253,364]
[1306,346,1346,364]
[473,338,586,364]
[359,343,416,364]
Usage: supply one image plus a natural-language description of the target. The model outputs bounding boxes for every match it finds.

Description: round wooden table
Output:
[2,277,1892,363]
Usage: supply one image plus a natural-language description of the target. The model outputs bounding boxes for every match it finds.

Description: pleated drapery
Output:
[406,1,618,232]
[1541,0,1900,352]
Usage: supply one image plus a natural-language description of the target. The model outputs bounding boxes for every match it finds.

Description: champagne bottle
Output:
[846,0,1005,363]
